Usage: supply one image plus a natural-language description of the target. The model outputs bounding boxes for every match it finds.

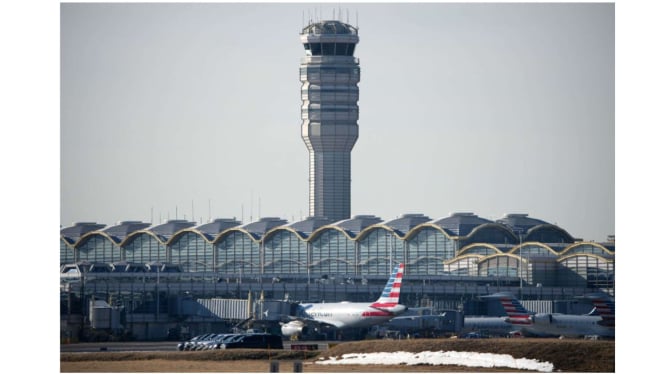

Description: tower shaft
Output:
[300,20,360,222]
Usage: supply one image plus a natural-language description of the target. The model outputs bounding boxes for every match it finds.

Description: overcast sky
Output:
[60,2,615,242]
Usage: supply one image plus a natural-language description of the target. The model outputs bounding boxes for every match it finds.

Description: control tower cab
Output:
[299,20,360,222]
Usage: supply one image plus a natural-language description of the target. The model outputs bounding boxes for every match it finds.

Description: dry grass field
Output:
[61,338,614,372]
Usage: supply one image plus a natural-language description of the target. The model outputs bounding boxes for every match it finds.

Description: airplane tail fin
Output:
[590,296,615,328]
[486,292,533,325]
[370,263,404,309]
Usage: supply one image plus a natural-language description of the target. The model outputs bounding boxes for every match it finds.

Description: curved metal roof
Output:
[102,221,151,241]
[195,218,242,238]
[334,215,382,237]
[286,216,334,237]
[302,20,357,35]
[383,214,432,237]
[60,222,106,240]
[241,217,288,237]
[496,213,549,234]
[432,212,493,236]
[148,220,196,239]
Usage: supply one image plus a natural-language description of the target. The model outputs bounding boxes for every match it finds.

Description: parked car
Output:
[220,333,283,350]
[202,334,238,350]
[177,333,216,351]
[192,333,224,350]
[213,334,245,349]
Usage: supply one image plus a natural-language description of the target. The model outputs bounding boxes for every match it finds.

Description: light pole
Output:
[519,233,522,294]
[515,229,524,299]
[156,264,160,321]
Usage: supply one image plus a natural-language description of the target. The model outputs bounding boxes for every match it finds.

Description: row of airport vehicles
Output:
[177,332,283,351]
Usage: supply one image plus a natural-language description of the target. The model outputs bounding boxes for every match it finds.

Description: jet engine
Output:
[280,321,309,337]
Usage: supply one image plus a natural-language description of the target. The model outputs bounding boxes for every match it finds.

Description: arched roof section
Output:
[168,228,214,245]
[122,229,170,246]
[60,222,106,242]
[457,243,503,257]
[195,218,242,240]
[73,232,122,263]
[309,215,382,241]
[146,220,196,241]
[265,216,333,241]
[381,213,432,238]
[557,252,615,264]
[263,226,308,242]
[495,214,575,243]
[560,242,615,258]
[430,212,493,237]
[75,231,121,248]
[402,222,456,241]
[333,215,383,238]
[462,223,519,244]
[214,227,264,243]
[495,213,549,233]
[212,218,288,243]
[238,217,288,240]
[102,221,151,243]
[355,224,400,241]
[524,224,575,244]
[507,242,559,257]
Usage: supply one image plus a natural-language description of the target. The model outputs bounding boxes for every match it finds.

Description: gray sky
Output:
[60,2,615,242]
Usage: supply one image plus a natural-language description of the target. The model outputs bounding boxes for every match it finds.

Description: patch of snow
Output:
[316,350,554,372]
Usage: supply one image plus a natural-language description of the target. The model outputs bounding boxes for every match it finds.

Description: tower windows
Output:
[303,43,356,56]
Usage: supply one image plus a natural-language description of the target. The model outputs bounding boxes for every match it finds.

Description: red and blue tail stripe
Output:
[370,263,403,309]
[591,298,615,328]
[499,296,533,325]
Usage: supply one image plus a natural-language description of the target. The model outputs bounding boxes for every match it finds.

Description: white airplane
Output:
[281,263,408,338]
[486,292,615,338]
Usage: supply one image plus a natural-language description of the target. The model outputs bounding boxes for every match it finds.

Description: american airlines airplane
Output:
[461,315,515,337]
[281,263,407,337]
[486,292,615,338]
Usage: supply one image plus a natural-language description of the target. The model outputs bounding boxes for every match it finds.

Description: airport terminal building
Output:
[60,212,615,294]
[60,213,614,340]
[60,19,614,341]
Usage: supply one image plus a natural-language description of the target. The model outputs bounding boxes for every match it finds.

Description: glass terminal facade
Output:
[61,213,615,297]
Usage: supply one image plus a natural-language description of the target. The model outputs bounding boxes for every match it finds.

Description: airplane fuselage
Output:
[299,301,404,329]
[462,316,514,336]
[520,313,614,338]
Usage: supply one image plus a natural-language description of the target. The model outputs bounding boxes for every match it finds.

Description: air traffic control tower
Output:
[300,20,360,222]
